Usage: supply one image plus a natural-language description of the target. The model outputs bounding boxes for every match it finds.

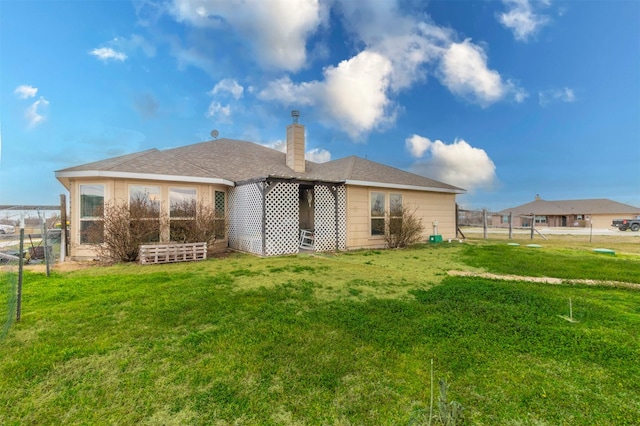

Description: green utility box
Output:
[429,235,443,243]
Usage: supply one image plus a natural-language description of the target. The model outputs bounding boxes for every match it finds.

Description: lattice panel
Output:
[228,183,264,255]
[336,185,347,250]
[313,185,346,251]
[264,182,300,256]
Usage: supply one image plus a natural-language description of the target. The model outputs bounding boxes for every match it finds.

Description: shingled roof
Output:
[498,198,640,215]
[56,138,464,193]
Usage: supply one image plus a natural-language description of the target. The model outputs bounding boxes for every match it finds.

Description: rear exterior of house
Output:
[56,118,464,260]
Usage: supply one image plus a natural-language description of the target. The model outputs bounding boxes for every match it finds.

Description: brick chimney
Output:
[286,110,305,173]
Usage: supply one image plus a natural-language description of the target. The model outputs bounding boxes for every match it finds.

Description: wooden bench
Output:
[139,242,207,265]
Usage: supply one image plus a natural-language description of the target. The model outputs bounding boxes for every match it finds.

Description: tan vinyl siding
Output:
[346,185,457,249]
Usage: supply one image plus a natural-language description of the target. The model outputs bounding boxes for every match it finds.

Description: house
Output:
[55,114,465,260]
[492,195,640,228]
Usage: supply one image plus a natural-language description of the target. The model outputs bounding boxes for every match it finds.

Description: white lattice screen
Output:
[313,185,347,251]
[336,185,347,250]
[228,181,346,256]
[228,183,264,255]
[265,182,300,256]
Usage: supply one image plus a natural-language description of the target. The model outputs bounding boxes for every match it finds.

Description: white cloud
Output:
[170,0,326,71]
[321,51,394,137]
[89,47,128,62]
[262,140,331,163]
[206,101,231,121]
[262,140,287,153]
[14,85,38,99]
[113,34,157,57]
[335,2,450,92]
[306,148,331,163]
[210,79,244,100]
[406,134,496,191]
[260,50,395,139]
[258,76,319,106]
[498,0,550,42]
[168,0,527,138]
[538,87,576,105]
[438,39,526,106]
[25,97,50,128]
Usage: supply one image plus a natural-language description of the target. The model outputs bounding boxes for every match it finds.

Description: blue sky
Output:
[1,0,639,211]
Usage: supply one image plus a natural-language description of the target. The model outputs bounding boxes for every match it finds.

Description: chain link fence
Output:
[1,204,66,340]
[457,206,546,240]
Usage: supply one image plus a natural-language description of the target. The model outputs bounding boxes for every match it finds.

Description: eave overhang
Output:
[55,170,235,190]
[345,179,466,194]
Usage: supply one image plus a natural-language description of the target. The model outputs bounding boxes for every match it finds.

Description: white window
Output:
[370,192,403,236]
[370,192,385,236]
[80,184,104,244]
[169,187,197,242]
[129,185,161,243]
[389,193,403,235]
[214,190,226,239]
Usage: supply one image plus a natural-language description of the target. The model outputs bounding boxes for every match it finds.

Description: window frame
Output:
[79,183,105,244]
[370,191,386,237]
[169,187,197,242]
[214,190,226,239]
[535,215,547,224]
[388,193,403,235]
[129,184,162,243]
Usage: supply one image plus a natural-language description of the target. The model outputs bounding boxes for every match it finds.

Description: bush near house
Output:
[384,205,425,248]
[84,196,223,263]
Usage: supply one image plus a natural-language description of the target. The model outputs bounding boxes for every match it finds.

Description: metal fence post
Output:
[483,209,488,239]
[508,212,513,240]
[530,214,535,240]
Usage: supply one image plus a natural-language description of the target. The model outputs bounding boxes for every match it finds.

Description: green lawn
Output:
[1,241,639,425]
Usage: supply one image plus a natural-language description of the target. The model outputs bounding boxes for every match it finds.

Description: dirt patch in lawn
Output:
[448,270,640,290]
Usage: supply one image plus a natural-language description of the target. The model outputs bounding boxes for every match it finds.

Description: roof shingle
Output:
[57,138,464,193]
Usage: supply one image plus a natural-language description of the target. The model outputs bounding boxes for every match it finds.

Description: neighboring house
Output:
[492,195,640,228]
[55,116,464,260]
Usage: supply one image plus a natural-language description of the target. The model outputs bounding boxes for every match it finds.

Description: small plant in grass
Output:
[435,379,465,425]
[410,359,465,426]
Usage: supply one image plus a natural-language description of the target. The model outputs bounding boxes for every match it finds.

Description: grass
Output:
[1,238,639,424]
[460,243,640,283]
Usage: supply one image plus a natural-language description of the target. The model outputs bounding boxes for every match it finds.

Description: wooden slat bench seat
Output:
[139,242,207,265]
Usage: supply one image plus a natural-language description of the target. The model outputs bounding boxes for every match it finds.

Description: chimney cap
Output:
[291,110,300,124]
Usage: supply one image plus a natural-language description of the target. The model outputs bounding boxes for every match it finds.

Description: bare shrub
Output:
[85,195,163,263]
[83,195,225,263]
[169,199,224,245]
[384,205,424,248]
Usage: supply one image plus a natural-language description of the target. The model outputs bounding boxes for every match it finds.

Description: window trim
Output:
[370,191,386,237]
[79,183,105,244]
[169,186,198,242]
[214,190,226,239]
